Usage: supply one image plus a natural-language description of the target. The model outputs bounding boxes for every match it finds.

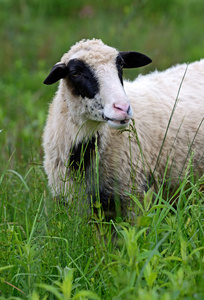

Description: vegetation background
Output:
[0,0,204,299]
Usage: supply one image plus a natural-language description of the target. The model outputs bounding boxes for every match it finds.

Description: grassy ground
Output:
[0,1,204,299]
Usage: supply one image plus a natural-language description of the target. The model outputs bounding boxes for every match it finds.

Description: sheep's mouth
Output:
[102,114,131,129]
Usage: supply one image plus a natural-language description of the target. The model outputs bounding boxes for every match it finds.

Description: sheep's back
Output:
[123,59,204,180]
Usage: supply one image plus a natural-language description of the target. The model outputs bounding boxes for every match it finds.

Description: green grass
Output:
[1,160,204,299]
[1,1,204,299]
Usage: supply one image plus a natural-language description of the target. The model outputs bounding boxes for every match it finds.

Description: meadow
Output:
[0,1,204,299]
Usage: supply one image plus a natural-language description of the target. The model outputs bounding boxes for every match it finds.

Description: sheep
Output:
[43,38,204,218]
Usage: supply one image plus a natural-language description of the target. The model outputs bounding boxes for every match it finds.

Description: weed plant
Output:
[1,1,204,299]
[1,122,204,299]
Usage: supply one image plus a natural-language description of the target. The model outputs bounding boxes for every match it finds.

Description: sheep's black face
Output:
[43,43,152,129]
[67,57,125,98]
[67,59,99,99]
[65,57,132,128]
[116,55,124,85]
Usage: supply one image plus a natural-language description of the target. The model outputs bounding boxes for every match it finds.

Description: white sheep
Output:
[43,38,204,218]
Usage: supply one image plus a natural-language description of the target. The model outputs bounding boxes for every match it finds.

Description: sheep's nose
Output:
[113,103,131,115]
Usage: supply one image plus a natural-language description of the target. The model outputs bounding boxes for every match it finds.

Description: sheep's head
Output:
[43,39,151,129]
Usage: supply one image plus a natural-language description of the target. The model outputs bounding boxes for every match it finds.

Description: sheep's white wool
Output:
[43,39,204,218]
[61,39,118,67]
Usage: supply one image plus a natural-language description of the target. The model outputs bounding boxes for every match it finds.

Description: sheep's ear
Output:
[120,51,152,68]
[43,63,68,85]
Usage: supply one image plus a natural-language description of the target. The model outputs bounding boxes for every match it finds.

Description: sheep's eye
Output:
[71,71,81,77]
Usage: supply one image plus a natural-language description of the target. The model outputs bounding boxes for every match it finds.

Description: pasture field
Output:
[0,1,204,299]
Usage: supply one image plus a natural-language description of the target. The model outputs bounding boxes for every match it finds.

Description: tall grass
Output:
[1,121,204,299]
